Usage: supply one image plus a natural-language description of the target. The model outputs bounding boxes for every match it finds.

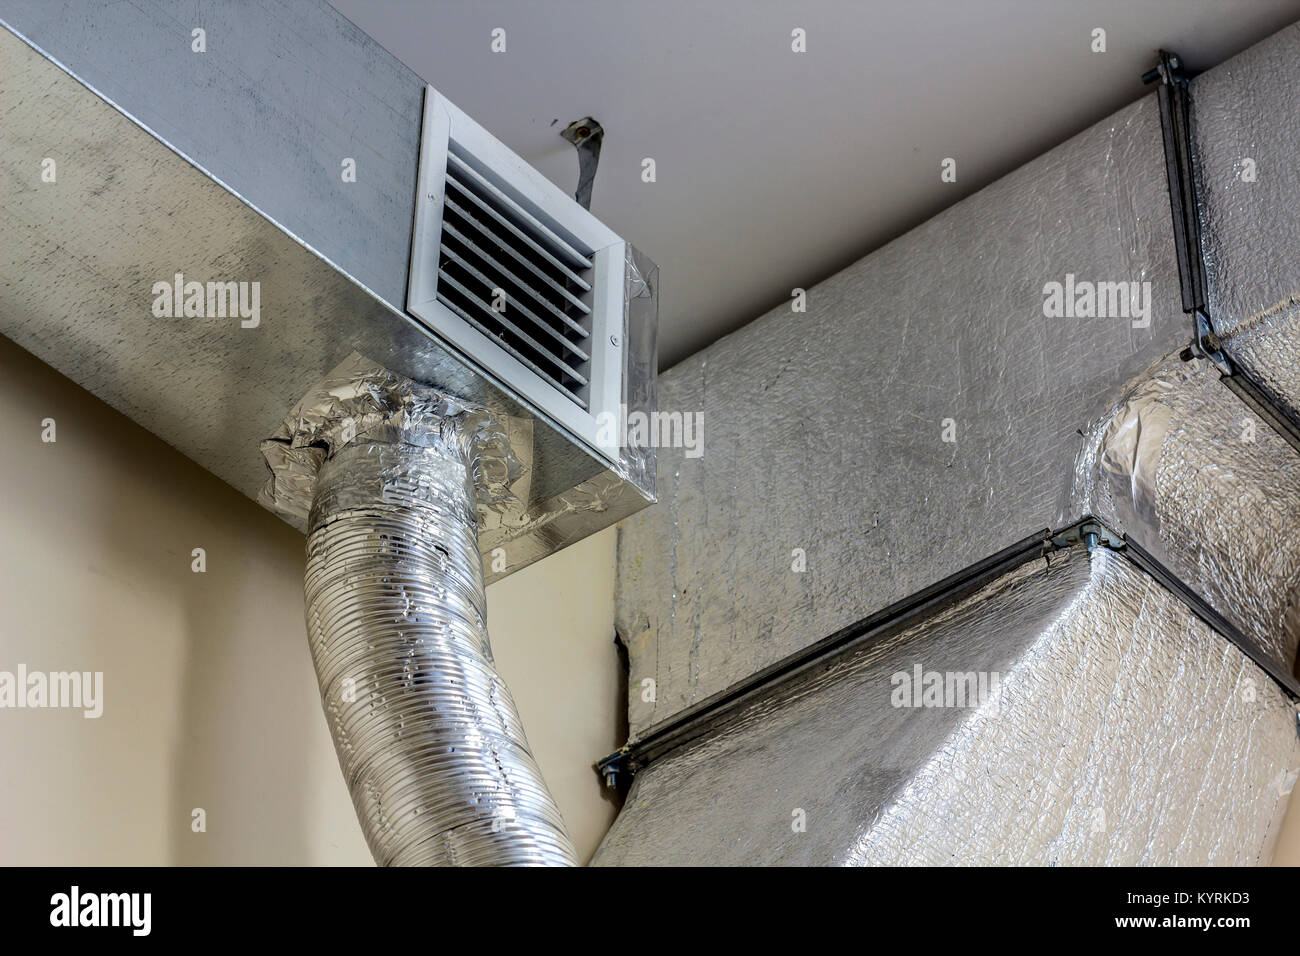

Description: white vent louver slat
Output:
[408,87,626,463]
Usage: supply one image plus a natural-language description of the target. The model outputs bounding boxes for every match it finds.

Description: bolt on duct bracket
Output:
[1048,518,1124,552]
[1192,310,1233,376]
[597,747,629,791]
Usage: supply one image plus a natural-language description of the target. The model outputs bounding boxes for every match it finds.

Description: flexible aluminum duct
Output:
[305,439,575,865]
[264,355,577,866]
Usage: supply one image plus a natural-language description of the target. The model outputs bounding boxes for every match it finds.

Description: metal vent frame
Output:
[408,86,625,466]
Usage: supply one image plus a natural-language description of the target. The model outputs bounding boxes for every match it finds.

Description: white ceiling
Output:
[329,0,1300,369]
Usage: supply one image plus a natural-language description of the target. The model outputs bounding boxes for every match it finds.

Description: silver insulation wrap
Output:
[1193,22,1300,421]
[594,547,1300,866]
[1073,357,1300,672]
[615,92,1187,736]
[264,356,576,866]
[603,20,1300,867]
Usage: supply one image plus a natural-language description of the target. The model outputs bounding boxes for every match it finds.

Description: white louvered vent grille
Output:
[436,147,595,409]
[408,86,626,466]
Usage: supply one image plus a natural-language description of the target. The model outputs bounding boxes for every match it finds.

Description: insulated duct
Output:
[595,545,1300,866]
[1193,23,1300,424]
[267,356,577,866]
[1074,356,1300,674]
[601,21,1300,867]
[614,90,1186,735]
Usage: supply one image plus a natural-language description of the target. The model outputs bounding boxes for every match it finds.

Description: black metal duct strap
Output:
[601,518,1300,789]
[1146,49,1300,450]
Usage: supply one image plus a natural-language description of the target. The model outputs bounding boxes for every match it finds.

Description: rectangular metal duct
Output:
[617,89,1186,736]
[603,22,1300,865]
[595,545,1300,866]
[0,0,657,581]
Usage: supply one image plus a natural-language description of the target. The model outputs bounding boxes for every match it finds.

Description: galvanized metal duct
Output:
[0,1,659,589]
[265,355,576,866]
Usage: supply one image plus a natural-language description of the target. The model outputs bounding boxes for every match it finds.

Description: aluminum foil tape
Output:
[263,355,577,866]
[1193,22,1300,420]
[1073,356,1300,672]
[618,91,1186,737]
[259,352,520,524]
[620,244,660,495]
[593,546,1300,866]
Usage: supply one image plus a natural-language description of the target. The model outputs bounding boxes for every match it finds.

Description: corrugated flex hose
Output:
[303,437,578,866]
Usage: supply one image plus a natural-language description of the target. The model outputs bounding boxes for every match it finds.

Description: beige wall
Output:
[0,334,620,865]
[1274,788,1300,865]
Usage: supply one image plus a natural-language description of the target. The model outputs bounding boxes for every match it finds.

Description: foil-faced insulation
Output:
[1192,23,1300,421]
[600,23,1300,866]
[265,358,576,866]
[593,546,1300,866]
[1073,356,1300,673]
[617,92,1186,736]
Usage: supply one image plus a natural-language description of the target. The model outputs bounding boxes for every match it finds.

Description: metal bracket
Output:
[597,516,1300,788]
[1145,51,1300,447]
[1049,518,1124,552]
[596,748,627,792]
[1143,50,1224,363]
[1193,312,1233,376]
[560,116,603,211]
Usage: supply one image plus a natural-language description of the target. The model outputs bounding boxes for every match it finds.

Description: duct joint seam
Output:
[599,516,1300,790]
[1147,49,1300,450]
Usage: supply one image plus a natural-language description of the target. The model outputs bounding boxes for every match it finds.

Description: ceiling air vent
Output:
[408,86,625,462]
